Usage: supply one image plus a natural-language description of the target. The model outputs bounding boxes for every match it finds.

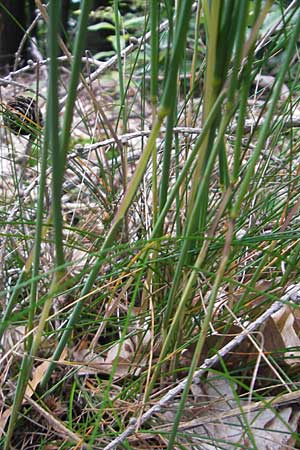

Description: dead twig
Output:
[102,284,300,450]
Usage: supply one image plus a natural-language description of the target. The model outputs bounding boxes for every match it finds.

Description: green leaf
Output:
[88,21,115,31]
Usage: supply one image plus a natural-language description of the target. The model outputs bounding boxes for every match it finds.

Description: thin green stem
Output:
[32,0,92,387]
[231,11,300,218]
[167,219,234,449]
[3,1,61,446]
[114,0,127,195]
[151,0,159,224]
[27,126,49,346]
[49,0,63,275]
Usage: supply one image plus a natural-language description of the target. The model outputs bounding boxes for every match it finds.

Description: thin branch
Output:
[13,11,42,72]
[25,395,88,448]
[59,2,198,107]
[102,284,300,450]
[70,113,300,158]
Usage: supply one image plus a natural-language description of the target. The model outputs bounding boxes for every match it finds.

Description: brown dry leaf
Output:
[104,338,136,377]
[1,325,26,353]
[181,324,253,371]
[25,360,51,397]
[263,304,300,367]
[72,348,107,375]
[0,408,11,438]
[0,350,67,437]
[159,375,300,449]
[74,330,151,378]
